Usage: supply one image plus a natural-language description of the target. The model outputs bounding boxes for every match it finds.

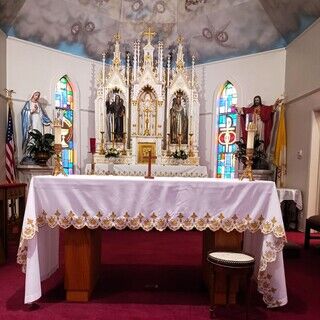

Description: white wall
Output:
[285,19,320,225]
[0,30,7,182]
[6,37,100,173]
[196,49,286,176]
[285,19,320,102]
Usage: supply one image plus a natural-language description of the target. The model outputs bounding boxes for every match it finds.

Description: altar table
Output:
[17,176,287,307]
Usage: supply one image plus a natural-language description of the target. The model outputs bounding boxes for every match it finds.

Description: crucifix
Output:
[143,27,156,43]
[143,150,157,179]
[143,107,151,136]
[114,32,121,42]
[177,35,184,44]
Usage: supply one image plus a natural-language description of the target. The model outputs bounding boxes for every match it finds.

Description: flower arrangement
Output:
[105,147,120,158]
[234,135,269,170]
[171,149,188,160]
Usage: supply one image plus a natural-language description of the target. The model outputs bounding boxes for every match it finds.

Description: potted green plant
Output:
[26,129,55,166]
[234,135,269,170]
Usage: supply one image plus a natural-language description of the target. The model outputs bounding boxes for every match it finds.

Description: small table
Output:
[277,188,302,230]
[0,182,27,259]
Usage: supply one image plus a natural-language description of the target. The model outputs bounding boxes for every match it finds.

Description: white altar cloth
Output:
[85,163,208,177]
[277,188,303,210]
[18,176,287,307]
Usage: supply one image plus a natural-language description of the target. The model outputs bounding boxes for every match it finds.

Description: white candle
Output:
[100,112,103,131]
[54,120,61,145]
[246,125,255,149]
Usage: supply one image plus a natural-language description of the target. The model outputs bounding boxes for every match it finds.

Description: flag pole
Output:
[4,88,17,184]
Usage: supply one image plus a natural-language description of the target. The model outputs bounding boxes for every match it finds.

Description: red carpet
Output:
[0,230,320,319]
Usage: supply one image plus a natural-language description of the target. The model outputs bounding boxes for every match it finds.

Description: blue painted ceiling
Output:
[1,0,320,65]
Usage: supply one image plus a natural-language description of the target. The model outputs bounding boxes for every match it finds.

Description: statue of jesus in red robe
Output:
[238,95,280,151]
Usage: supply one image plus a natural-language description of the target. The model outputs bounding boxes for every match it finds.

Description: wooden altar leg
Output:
[64,227,102,302]
[202,229,243,305]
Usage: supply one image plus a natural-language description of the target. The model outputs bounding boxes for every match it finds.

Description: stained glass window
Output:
[216,81,238,179]
[55,76,74,174]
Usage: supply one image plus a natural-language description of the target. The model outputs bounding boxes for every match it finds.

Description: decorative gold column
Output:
[177,133,182,151]
[188,133,194,157]
[111,131,115,149]
[90,152,95,174]
[53,144,66,176]
[53,118,67,176]
[99,131,105,155]
[239,148,254,181]
[121,133,127,155]
[166,133,171,156]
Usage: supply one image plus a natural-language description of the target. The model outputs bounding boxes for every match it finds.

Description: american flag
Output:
[5,104,16,183]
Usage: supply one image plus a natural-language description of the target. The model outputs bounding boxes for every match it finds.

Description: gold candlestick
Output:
[99,131,105,155]
[188,133,194,157]
[52,144,67,176]
[91,152,95,174]
[240,148,254,181]
[111,131,115,149]
[178,133,182,151]
[121,132,127,155]
[167,133,171,156]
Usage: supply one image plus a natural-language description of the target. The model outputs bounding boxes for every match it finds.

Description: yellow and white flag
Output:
[273,103,286,187]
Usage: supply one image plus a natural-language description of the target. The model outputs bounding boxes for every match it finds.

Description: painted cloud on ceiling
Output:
[0,0,320,64]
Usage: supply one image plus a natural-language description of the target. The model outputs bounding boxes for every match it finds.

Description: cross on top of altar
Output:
[177,35,184,45]
[114,33,121,42]
[176,35,185,71]
[143,27,156,44]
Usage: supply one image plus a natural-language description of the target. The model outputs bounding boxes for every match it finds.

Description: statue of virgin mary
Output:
[21,91,52,163]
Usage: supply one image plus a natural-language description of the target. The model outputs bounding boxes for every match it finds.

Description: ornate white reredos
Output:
[94,29,200,166]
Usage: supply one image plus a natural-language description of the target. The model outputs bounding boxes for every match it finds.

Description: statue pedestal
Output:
[17,165,53,187]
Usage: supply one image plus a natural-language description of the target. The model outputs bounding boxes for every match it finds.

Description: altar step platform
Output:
[85,163,208,178]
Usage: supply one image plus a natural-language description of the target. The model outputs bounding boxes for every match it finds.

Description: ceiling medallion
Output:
[154,1,166,14]
[216,31,228,44]
[71,22,82,35]
[200,20,232,48]
[202,27,212,40]
[132,0,143,12]
[85,21,95,32]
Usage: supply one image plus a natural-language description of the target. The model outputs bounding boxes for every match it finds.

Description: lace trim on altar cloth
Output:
[17,211,286,308]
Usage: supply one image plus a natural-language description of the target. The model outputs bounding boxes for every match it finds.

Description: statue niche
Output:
[170,91,188,144]
[106,90,126,142]
[138,88,157,136]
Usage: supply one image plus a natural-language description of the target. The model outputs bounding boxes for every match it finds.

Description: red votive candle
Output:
[90,138,96,154]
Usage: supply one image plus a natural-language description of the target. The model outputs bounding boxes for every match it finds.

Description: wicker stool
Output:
[207,251,255,320]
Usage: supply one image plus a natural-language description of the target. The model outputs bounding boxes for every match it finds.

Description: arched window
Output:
[55,76,74,174]
[216,81,238,179]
